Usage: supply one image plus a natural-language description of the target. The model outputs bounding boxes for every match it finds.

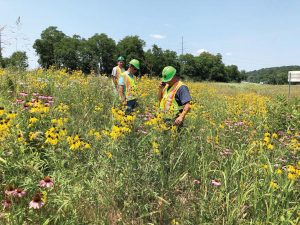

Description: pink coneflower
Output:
[211,179,221,186]
[32,92,39,96]
[13,188,26,198]
[39,176,54,188]
[16,99,25,104]
[38,95,46,100]
[234,121,244,126]
[29,193,44,209]
[193,179,201,185]
[220,148,232,157]
[2,199,12,210]
[4,185,15,196]
[23,104,30,109]
[19,92,28,97]
[47,96,53,100]
[278,131,284,136]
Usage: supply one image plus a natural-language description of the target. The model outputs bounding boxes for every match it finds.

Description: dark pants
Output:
[125,99,138,114]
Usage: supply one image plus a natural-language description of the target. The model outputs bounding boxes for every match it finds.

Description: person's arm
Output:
[118,74,126,103]
[113,77,118,88]
[174,85,192,125]
[119,85,125,103]
[174,102,191,125]
[158,82,165,102]
[112,67,118,88]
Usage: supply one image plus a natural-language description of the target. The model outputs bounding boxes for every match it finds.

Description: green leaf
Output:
[0,157,7,164]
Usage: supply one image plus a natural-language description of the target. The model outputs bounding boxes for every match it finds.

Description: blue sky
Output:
[1,0,300,71]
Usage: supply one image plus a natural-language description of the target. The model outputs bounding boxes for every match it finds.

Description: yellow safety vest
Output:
[115,66,125,83]
[124,73,137,101]
[159,81,184,117]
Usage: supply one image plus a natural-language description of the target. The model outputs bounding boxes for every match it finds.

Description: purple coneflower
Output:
[4,185,15,196]
[220,148,232,157]
[211,179,221,186]
[13,188,26,198]
[278,130,284,136]
[39,176,54,188]
[38,95,46,100]
[193,179,201,185]
[29,193,44,209]
[234,121,244,126]
[16,99,25,104]
[2,199,12,210]
[23,104,30,109]
[19,92,28,97]
[32,92,39,96]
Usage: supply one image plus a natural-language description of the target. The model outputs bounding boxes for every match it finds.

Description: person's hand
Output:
[158,82,165,90]
[174,115,184,126]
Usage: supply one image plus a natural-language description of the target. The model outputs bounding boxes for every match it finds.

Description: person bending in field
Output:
[158,66,192,127]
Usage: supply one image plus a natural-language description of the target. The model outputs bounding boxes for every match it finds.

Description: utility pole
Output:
[0,26,5,58]
[181,36,183,55]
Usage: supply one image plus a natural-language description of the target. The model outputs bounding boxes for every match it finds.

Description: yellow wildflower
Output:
[105,151,112,159]
[269,181,278,189]
[263,137,270,143]
[267,144,274,150]
[287,173,297,181]
[276,169,283,175]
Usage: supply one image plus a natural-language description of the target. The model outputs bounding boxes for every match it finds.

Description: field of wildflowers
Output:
[0,68,299,224]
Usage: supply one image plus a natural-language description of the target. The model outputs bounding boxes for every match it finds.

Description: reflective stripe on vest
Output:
[160,81,184,113]
[124,73,137,100]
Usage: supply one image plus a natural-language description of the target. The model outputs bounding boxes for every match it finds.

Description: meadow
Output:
[0,68,299,224]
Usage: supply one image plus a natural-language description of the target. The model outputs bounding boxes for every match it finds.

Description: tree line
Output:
[0,51,28,69]
[246,66,300,84]
[1,26,245,82]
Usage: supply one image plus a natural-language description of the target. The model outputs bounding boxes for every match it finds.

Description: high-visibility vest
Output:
[114,66,125,83]
[159,81,184,116]
[124,72,137,101]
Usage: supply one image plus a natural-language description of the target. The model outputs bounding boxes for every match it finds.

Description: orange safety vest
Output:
[160,81,184,116]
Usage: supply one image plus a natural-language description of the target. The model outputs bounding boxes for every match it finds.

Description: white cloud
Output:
[225,52,232,56]
[150,34,166,39]
[195,48,208,55]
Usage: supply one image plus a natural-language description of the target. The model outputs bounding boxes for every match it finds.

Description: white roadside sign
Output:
[288,71,300,82]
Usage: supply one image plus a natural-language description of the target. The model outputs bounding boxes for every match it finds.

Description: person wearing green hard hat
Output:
[111,56,125,95]
[158,66,192,126]
[119,59,140,114]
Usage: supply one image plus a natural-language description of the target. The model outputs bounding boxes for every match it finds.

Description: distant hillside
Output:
[246,66,300,84]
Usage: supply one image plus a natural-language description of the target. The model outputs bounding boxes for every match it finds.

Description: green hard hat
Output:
[162,66,176,82]
[117,56,125,61]
[129,59,140,70]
